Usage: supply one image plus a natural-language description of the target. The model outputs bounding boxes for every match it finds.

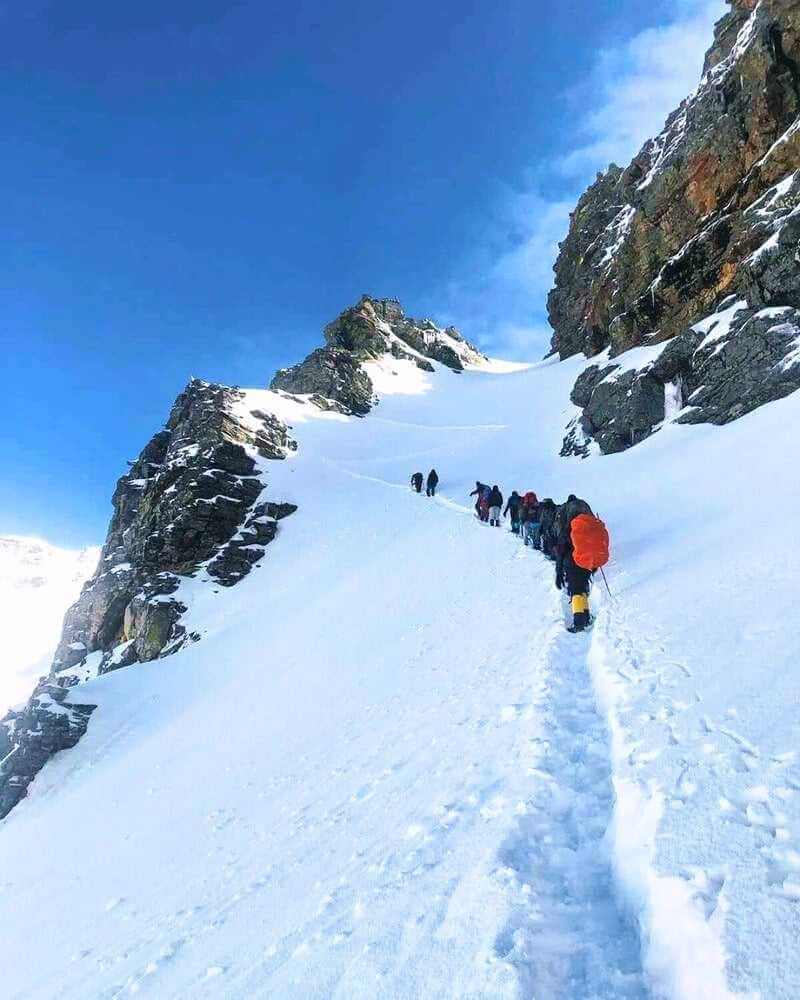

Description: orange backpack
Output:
[570,514,610,571]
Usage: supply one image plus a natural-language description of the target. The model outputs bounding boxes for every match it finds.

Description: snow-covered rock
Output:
[271,295,486,415]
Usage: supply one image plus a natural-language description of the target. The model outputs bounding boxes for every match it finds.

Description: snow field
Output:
[1,352,799,997]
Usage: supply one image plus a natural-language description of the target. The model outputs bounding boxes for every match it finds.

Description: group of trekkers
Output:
[413,473,609,633]
[470,482,609,632]
[411,470,439,497]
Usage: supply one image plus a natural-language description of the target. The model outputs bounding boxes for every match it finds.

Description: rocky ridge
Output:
[270,295,485,414]
[0,295,478,820]
[549,0,800,454]
[0,378,297,818]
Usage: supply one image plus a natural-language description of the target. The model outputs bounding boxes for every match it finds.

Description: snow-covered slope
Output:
[0,355,798,999]
[0,537,98,714]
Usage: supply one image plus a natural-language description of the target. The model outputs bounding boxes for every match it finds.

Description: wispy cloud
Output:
[437,0,727,360]
[559,0,725,176]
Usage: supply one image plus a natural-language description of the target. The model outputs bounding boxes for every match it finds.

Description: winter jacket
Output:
[488,487,503,508]
[503,492,521,517]
[538,499,558,552]
[522,502,540,523]
[427,470,439,487]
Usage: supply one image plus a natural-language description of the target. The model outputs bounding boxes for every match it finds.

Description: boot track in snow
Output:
[493,609,648,998]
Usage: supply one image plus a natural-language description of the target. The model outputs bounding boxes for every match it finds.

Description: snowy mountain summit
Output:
[0,296,487,821]
[271,295,486,415]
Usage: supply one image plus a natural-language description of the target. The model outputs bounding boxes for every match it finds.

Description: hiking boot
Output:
[568,610,592,632]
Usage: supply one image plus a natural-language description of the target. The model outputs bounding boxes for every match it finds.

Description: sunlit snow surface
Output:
[0,537,99,714]
[0,354,798,999]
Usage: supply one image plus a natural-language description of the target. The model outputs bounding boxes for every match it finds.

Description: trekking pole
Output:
[599,567,615,601]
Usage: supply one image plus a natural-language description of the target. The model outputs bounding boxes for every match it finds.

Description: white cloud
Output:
[560,0,727,176]
[436,0,728,360]
[427,191,573,359]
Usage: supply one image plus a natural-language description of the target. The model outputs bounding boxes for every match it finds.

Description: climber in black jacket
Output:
[487,486,503,527]
[503,491,522,534]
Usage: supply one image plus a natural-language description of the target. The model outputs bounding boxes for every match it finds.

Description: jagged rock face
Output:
[550,0,800,454]
[0,379,297,820]
[271,295,485,415]
[561,298,800,455]
[51,379,296,677]
[0,682,95,818]
[271,347,375,415]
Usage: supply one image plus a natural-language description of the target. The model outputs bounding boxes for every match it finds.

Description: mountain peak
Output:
[272,295,485,416]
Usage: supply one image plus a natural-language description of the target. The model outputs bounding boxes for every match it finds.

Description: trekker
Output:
[503,491,522,534]
[469,481,488,520]
[479,488,491,522]
[426,469,439,497]
[521,493,541,548]
[411,472,423,493]
[555,495,609,633]
[488,485,503,527]
[538,499,558,558]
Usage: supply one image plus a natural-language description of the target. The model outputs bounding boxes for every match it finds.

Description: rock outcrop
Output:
[271,295,485,414]
[271,348,374,415]
[0,378,297,819]
[550,0,800,454]
[0,294,476,820]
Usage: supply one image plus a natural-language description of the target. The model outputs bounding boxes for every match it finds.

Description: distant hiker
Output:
[469,481,490,521]
[411,472,423,493]
[426,469,439,497]
[521,492,541,548]
[503,491,522,534]
[555,494,609,632]
[488,485,503,527]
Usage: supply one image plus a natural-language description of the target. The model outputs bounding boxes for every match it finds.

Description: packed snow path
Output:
[495,617,647,998]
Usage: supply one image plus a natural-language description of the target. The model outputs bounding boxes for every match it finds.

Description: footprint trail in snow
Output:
[495,618,648,998]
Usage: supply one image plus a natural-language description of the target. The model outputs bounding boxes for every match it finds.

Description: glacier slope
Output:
[0,354,798,999]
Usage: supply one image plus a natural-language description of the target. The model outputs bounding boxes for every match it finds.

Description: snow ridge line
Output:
[587,600,744,1000]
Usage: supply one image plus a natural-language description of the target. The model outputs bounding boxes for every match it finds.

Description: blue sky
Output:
[2,0,724,546]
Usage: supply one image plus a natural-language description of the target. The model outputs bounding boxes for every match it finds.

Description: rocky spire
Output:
[271,295,485,415]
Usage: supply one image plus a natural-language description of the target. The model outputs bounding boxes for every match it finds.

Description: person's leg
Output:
[566,561,592,630]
